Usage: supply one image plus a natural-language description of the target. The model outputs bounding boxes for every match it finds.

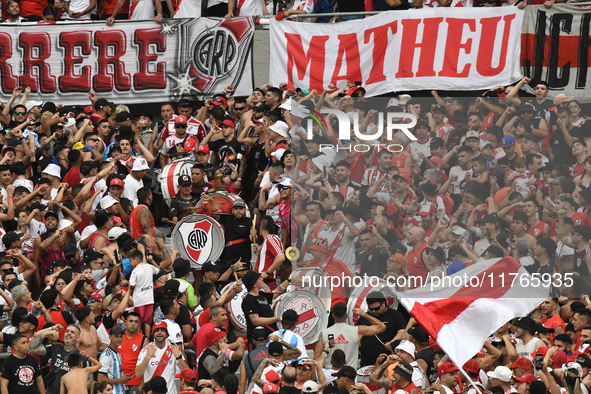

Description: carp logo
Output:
[179,219,214,264]
[182,18,254,97]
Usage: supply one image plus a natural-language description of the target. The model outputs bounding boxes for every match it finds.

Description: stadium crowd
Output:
[0,76,587,394]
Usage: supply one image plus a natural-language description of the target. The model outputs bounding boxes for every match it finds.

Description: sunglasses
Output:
[14,112,26,115]
[279,185,290,190]
[368,305,382,312]
[235,106,247,111]
[175,125,187,129]
[88,138,99,142]
[213,98,224,103]
[89,298,99,303]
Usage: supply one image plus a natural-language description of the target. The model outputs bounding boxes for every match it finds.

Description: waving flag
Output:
[397,257,549,368]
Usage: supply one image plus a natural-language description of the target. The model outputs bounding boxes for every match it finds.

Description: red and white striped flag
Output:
[397,256,549,368]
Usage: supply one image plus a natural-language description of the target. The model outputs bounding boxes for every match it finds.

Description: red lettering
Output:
[0,32,17,93]
[439,18,475,78]
[476,14,516,77]
[396,18,443,78]
[93,30,131,92]
[364,22,397,85]
[286,33,328,92]
[59,31,92,92]
[134,28,167,90]
[330,33,362,86]
[19,32,56,93]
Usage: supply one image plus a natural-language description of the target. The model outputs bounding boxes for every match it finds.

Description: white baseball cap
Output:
[107,227,127,241]
[42,164,62,179]
[272,148,286,162]
[132,158,149,171]
[25,100,43,113]
[395,340,416,357]
[466,130,480,140]
[302,381,318,394]
[269,121,289,138]
[387,98,401,108]
[178,281,189,294]
[487,366,512,383]
[100,195,119,209]
[311,154,332,173]
[278,177,293,188]
[279,100,292,111]
[398,94,411,105]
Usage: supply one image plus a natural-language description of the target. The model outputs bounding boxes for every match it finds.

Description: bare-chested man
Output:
[60,350,102,394]
[74,306,105,360]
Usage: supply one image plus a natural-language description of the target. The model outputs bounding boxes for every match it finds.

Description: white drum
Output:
[287,268,331,312]
[347,278,398,326]
[197,191,251,217]
[222,282,270,337]
[161,157,195,206]
[272,289,328,344]
[171,214,224,269]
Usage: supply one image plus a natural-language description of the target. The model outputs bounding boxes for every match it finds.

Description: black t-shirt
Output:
[219,215,252,266]
[356,247,388,277]
[1,354,42,394]
[208,138,246,177]
[170,195,200,221]
[241,292,277,339]
[357,308,407,367]
[176,303,193,340]
[337,0,364,12]
[203,163,219,181]
[416,347,437,384]
[372,0,408,10]
[45,344,87,394]
[549,126,582,166]
[279,386,302,394]
[198,347,229,381]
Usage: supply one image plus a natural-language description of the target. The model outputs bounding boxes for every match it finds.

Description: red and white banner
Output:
[270,8,524,96]
[397,257,548,368]
[0,18,254,105]
[522,5,591,99]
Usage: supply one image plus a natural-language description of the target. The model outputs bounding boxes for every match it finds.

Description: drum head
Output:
[273,289,328,344]
[198,192,251,217]
[288,268,331,312]
[222,283,271,336]
[347,278,398,325]
[171,214,224,268]
[357,366,374,383]
[161,158,195,205]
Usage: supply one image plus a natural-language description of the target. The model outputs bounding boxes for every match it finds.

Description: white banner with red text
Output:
[269,8,524,96]
[522,5,591,99]
[0,18,254,105]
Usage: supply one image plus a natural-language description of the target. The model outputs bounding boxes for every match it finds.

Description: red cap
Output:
[262,383,279,394]
[437,362,459,377]
[531,346,548,360]
[89,293,104,304]
[152,320,169,335]
[463,359,481,374]
[395,173,412,184]
[510,357,534,370]
[84,105,94,114]
[345,85,366,96]
[175,115,188,124]
[551,349,568,368]
[514,373,537,384]
[110,178,124,187]
[205,326,226,347]
[213,96,228,106]
[220,119,236,129]
[402,217,419,226]
[431,156,444,168]
[180,368,197,383]
[196,145,210,154]
[184,136,198,152]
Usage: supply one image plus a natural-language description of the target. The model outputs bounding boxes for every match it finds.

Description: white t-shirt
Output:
[136,342,178,394]
[269,329,307,362]
[448,165,473,194]
[129,0,155,20]
[409,139,431,165]
[318,223,356,272]
[236,0,263,16]
[63,0,93,19]
[130,263,159,307]
[162,134,196,161]
[122,174,144,208]
[174,0,202,17]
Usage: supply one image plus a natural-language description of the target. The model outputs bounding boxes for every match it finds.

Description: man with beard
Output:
[356,229,388,277]
[119,312,149,394]
[208,195,253,268]
[506,317,544,362]
[28,324,85,394]
[331,161,361,201]
[431,363,459,394]
[135,321,188,394]
[540,298,565,342]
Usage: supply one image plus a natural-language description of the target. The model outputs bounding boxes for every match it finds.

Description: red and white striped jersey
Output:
[362,166,386,191]
[254,234,284,279]
[160,115,207,142]
[174,0,201,17]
